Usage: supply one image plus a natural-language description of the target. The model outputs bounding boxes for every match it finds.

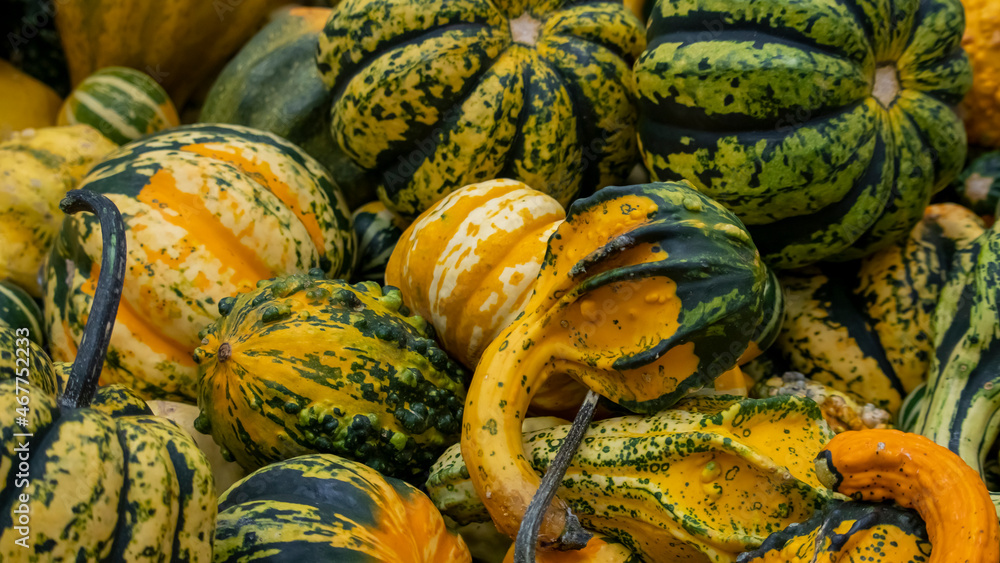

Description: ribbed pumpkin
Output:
[352,200,408,283]
[317,0,647,218]
[387,178,566,368]
[960,0,1000,148]
[955,150,1000,217]
[434,395,840,562]
[193,272,467,479]
[771,203,985,414]
[199,6,379,210]
[636,0,972,268]
[214,453,471,562]
[58,66,180,145]
[55,0,293,107]
[462,181,771,547]
[0,124,117,296]
[737,501,931,562]
[0,281,44,348]
[0,58,62,135]
[0,189,215,560]
[44,124,356,402]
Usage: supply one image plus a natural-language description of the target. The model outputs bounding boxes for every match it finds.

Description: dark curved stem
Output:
[514,389,600,562]
[58,189,127,411]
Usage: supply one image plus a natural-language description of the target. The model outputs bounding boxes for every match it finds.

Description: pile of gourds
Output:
[3,0,1000,561]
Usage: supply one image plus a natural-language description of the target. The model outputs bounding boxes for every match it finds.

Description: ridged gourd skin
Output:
[960,0,1000,148]
[0,281,45,348]
[0,125,117,296]
[57,66,180,146]
[55,0,292,107]
[736,501,931,562]
[433,395,840,563]
[43,123,356,402]
[954,150,1000,217]
[772,203,986,415]
[317,0,647,218]
[461,181,771,546]
[815,429,1000,563]
[636,0,972,268]
[352,200,409,283]
[199,6,379,211]
[386,178,566,369]
[193,271,468,480]
[0,328,60,396]
[911,219,1000,515]
[752,372,891,433]
[214,453,472,562]
[0,59,63,135]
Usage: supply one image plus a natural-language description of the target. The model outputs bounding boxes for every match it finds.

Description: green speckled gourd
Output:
[0,190,215,560]
[954,150,1000,217]
[636,0,972,268]
[736,501,931,562]
[430,395,839,563]
[351,200,409,283]
[0,281,44,348]
[911,220,1000,515]
[193,271,468,480]
[771,203,985,415]
[317,0,647,218]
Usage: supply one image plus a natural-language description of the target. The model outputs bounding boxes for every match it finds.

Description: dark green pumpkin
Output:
[636,0,972,268]
[317,0,647,218]
[193,272,468,480]
[0,280,44,348]
[199,6,379,210]
[0,190,215,560]
[351,200,409,283]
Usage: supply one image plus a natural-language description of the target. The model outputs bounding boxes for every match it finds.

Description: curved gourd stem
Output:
[58,189,127,411]
[514,389,600,562]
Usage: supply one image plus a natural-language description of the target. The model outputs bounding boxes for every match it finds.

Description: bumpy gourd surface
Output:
[636,0,972,268]
[434,396,839,563]
[44,124,355,401]
[317,0,646,217]
[194,272,467,479]
[0,125,116,296]
[58,66,180,145]
[214,453,471,562]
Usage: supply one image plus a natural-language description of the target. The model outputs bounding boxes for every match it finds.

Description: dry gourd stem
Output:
[514,389,600,562]
[57,189,127,410]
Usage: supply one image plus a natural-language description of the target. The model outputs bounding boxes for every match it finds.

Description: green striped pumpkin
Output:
[57,66,180,145]
[771,203,985,415]
[193,271,468,479]
[636,0,972,269]
[199,7,379,210]
[351,200,408,283]
[911,220,1000,515]
[955,150,1000,217]
[0,281,43,348]
[317,0,647,218]
[214,454,471,562]
[431,395,839,563]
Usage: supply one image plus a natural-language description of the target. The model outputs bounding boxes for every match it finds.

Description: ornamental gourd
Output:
[753,372,891,434]
[199,6,379,210]
[44,124,356,401]
[432,395,839,563]
[770,203,985,414]
[193,272,467,479]
[0,125,116,296]
[636,0,972,268]
[317,0,647,218]
[0,281,44,348]
[58,66,180,145]
[214,453,471,562]
[352,200,408,283]
[0,59,62,133]
[960,0,1000,148]
[954,150,1000,218]
[0,190,215,560]
[461,181,771,548]
[503,535,637,562]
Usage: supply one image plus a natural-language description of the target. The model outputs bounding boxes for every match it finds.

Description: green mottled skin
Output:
[0,281,45,348]
[435,395,838,562]
[194,270,467,480]
[636,0,972,268]
[61,66,177,145]
[351,201,409,283]
[0,327,60,395]
[738,501,931,562]
[912,223,1000,516]
[317,0,646,218]
[955,151,1000,216]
